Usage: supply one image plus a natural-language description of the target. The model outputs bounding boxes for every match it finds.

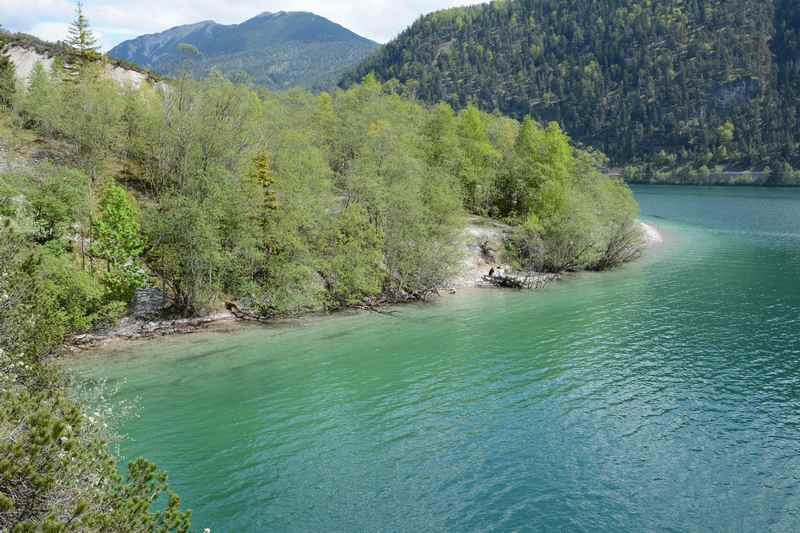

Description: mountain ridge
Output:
[110,11,379,90]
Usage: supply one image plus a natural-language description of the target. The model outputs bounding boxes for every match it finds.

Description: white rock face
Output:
[5,44,148,89]
[6,45,54,82]
[104,63,148,88]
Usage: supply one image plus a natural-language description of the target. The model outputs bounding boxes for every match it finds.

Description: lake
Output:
[72,185,800,532]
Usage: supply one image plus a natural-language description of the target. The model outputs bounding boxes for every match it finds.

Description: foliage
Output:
[0,220,191,532]
[0,389,190,532]
[8,57,643,315]
[61,67,125,181]
[145,191,225,316]
[67,1,100,59]
[23,167,91,245]
[346,0,800,180]
[90,179,147,301]
[319,203,384,307]
[0,46,15,109]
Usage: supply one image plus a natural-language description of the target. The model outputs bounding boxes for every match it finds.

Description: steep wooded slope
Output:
[346,0,800,178]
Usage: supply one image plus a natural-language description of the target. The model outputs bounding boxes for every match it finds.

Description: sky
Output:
[0,0,487,50]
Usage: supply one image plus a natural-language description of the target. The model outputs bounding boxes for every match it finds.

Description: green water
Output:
[73,186,800,532]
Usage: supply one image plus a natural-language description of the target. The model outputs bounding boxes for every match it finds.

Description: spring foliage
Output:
[0,48,641,530]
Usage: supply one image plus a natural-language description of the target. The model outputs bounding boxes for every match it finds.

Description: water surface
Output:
[73,186,800,532]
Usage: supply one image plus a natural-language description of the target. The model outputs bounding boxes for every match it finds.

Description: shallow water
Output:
[73,185,800,532]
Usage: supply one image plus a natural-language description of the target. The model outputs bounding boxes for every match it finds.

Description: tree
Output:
[60,68,124,181]
[0,46,15,109]
[246,150,278,227]
[23,64,63,136]
[456,105,498,213]
[423,102,460,170]
[67,1,100,59]
[320,203,384,307]
[90,179,147,301]
[145,192,224,316]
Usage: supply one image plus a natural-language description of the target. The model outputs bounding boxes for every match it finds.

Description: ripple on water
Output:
[69,186,800,532]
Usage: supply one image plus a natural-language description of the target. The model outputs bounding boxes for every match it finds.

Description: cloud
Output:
[0,0,488,50]
[28,21,71,43]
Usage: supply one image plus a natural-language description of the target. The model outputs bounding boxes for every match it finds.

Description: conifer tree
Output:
[67,1,99,59]
[248,151,278,225]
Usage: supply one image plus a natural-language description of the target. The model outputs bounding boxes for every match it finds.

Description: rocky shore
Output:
[71,312,239,348]
[71,220,664,349]
[451,217,663,290]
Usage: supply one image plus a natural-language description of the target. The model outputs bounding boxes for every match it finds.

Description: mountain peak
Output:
[109,11,379,90]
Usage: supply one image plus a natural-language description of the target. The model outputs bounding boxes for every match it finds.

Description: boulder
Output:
[130,288,170,320]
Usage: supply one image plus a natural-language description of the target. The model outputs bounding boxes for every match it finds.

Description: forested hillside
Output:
[110,11,378,90]
[346,0,800,184]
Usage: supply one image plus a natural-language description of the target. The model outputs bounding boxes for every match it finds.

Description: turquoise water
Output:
[73,186,800,532]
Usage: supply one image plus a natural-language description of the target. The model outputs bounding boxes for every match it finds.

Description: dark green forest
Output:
[346,0,800,184]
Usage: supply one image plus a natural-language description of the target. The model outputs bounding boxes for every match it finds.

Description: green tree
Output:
[22,64,63,136]
[456,105,498,213]
[145,192,224,316]
[90,179,147,301]
[67,1,100,59]
[247,150,278,225]
[423,102,460,171]
[0,46,15,109]
[60,68,124,182]
[321,203,384,307]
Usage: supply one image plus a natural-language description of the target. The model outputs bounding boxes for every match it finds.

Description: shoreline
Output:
[70,220,666,352]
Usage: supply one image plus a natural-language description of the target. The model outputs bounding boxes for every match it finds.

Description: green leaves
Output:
[349,0,800,174]
[321,203,384,307]
[0,48,14,109]
[67,1,99,58]
[90,179,146,301]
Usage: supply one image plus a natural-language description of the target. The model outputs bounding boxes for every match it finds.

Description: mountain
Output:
[110,11,379,90]
[345,0,800,182]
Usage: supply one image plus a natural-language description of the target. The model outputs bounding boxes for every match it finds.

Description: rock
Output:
[130,288,170,321]
[6,44,150,89]
[451,216,512,289]
[639,221,663,246]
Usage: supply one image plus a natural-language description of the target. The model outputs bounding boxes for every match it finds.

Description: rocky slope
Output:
[2,33,159,89]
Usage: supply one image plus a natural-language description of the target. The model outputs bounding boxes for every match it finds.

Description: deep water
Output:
[72,186,800,532]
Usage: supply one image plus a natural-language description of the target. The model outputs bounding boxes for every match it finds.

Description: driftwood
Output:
[482,273,560,290]
[225,301,272,323]
[483,275,524,289]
